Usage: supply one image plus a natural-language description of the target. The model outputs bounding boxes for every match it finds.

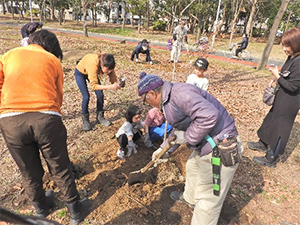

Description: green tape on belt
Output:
[211,157,221,166]
[213,184,220,191]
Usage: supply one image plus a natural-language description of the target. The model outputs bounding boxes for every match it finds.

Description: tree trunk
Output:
[38,1,44,24]
[2,0,6,15]
[19,2,24,19]
[145,0,149,31]
[50,0,55,20]
[81,0,88,37]
[285,10,292,31]
[229,0,244,45]
[170,5,177,34]
[257,0,290,70]
[9,1,14,19]
[249,4,260,39]
[76,4,81,25]
[196,18,202,40]
[190,18,196,34]
[218,3,227,35]
[59,9,62,25]
[91,5,95,27]
[246,0,257,38]
[122,1,126,29]
[138,16,141,33]
[179,0,196,17]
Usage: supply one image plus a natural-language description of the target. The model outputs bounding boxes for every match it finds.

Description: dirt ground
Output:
[0,23,300,225]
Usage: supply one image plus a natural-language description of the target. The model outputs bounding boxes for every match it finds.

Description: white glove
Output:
[152,147,169,167]
[127,140,137,157]
[171,130,186,145]
[144,133,153,148]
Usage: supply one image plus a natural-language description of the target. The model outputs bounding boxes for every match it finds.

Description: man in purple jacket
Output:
[137,72,243,225]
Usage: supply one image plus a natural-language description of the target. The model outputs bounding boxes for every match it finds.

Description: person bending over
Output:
[75,53,121,130]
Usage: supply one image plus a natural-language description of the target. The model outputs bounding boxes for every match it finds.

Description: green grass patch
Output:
[57,209,68,218]
[89,27,134,37]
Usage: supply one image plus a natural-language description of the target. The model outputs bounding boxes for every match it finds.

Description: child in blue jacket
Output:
[130,39,153,65]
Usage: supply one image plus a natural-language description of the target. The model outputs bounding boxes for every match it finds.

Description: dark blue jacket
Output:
[238,37,248,49]
[131,43,151,61]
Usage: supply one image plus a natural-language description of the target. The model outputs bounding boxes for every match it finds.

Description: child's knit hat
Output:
[137,72,164,96]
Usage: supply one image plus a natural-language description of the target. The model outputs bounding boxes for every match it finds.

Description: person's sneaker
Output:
[117,148,125,159]
[253,155,277,168]
[170,191,195,209]
[169,60,174,63]
[97,116,112,126]
[149,61,153,65]
[247,141,268,153]
[232,56,238,59]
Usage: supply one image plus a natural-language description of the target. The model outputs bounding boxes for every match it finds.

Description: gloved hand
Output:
[144,133,153,148]
[127,140,137,157]
[152,147,169,167]
[171,130,186,145]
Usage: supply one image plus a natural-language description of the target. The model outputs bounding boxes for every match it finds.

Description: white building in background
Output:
[0,1,136,25]
[0,1,39,14]
[63,1,130,24]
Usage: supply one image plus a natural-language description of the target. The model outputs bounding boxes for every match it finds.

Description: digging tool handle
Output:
[140,136,175,173]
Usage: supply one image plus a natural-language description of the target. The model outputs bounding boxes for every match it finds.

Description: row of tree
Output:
[2,0,300,37]
[1,0,299,69]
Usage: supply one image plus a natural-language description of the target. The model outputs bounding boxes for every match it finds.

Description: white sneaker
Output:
[117,148,125,159]
[135,58,139,63]
[150,61,153,65]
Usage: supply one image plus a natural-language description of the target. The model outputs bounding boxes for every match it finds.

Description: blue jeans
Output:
[75,68,104,114]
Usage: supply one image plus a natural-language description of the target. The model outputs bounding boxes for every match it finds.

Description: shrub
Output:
[26,9,39,17]
[152,20,167,31]
[252,27,262,37]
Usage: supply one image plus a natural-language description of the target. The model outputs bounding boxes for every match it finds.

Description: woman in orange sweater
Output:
[75,54,120,130]
[0,30,91,225]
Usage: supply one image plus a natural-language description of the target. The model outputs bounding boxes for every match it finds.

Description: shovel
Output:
[128,136,175,185]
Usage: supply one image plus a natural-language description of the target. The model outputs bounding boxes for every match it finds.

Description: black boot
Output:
[66,198,91,225]
[247,140,268,153]
[82,113,92,131]
[253,150,278,168]
[33,190,55,217]
[96,111,112,126]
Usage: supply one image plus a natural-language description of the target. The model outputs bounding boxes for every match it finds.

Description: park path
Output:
[0,22,284,68]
